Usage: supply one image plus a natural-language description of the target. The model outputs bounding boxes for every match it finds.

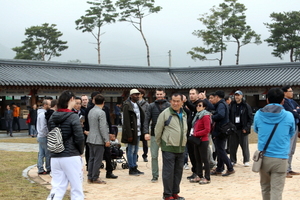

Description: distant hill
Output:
[0,43,14,59]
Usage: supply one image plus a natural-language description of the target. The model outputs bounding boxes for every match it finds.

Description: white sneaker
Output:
[184,163,190,170]
[244,162,250,167]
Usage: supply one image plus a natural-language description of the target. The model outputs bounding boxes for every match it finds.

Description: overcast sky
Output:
[0,0,298,67]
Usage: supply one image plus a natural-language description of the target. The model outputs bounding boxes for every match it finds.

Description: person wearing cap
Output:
[121,89,145,176]
[229,90,253,167]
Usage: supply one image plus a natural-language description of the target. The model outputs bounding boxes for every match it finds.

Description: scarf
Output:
[192,110,211,127]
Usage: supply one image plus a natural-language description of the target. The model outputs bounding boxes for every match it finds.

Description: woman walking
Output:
[47,91,85,200]
[190,100,211,184]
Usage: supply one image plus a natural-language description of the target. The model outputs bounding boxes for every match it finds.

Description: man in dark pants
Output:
[281,85,300,178]
[155,93,187,200]
[84,91,118,179]
[207,91,235,176]
[229,90,253,167]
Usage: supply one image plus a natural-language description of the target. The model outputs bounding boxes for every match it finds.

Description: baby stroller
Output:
[110,125,129,169]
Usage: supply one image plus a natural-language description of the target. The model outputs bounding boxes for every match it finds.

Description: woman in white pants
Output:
[47,91,85,200]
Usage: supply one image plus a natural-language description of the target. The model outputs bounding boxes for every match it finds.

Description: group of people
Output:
[8,85,298,200]
[121,86,300,200]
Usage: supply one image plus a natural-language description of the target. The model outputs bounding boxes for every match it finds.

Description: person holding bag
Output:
[254,88,295,200]
[189,100,211,184]
[47,91,85,200]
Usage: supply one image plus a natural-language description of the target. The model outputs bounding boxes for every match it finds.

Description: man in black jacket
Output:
[282,85,300,178]
[122,89,145,176]
[229,90,253,167]
[144,88,170,182]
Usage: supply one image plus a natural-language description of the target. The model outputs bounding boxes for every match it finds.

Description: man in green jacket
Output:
[155,93,187,200]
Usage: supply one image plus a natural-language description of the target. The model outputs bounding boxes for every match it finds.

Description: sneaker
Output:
[210,169,222,176]
[151,177,158,183]
[92,179,106,184]
[289,171,300,175]
[143,157,148,162]
[187,173,197,180]
[189,176,200,183]
[134,166,144,175]
[286,173,293,178]
[183,163,189,170]
[129,168,140,176]
[38,171,47,175]
[231,162,236,166]
[222,170,235,176]
[244,162,250,167]
[172,194,185,200]
[163,197,174,200]
[199,178,211,184]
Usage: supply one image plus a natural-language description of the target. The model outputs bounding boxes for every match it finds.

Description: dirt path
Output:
[29,143,300,200]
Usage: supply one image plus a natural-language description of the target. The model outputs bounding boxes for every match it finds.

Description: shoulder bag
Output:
[252,123,278,173]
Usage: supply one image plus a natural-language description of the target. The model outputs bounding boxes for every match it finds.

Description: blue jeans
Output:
[30,125,37,136]
[126,136,140,168]
[37,137,51,173]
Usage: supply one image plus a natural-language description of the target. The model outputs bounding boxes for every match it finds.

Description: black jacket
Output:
[121,98,145,144]
[229,100,253,134]
[48,111,85,157]
[207,99,229,138]
[143,99,170,136]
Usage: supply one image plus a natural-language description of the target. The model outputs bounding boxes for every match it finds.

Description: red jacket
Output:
[193,115,211,141]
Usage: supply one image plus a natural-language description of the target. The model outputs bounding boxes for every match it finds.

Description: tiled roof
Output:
[171,63,300,89]
[1,59,300,89]
[0,59,175,89]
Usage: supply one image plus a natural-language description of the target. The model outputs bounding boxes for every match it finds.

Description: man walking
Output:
[254,88,295,200]
[155,93,187,200]
[281,85,300,178]
[144,88,170,182]
[229,90,253,167]
[87,94,110,184]
[207,91,235,176]
[122,89,145,176]
[37,99,51,175]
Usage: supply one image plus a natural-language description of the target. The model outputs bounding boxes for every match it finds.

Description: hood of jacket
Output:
[257,104,287,124]
[50,111,74,124]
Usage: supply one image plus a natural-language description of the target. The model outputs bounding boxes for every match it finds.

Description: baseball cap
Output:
[234,90,243,95]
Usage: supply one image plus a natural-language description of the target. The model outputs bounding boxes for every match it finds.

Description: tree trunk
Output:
[220,42,224,66]
[97,27,101,64]
[139,18,150,66]
[290,48,294,62]
[236,39,240,65]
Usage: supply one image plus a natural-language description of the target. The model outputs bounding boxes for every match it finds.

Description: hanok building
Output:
[1,59,300,129]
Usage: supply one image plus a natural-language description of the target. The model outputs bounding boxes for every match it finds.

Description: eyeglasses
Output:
[197,104,203,107]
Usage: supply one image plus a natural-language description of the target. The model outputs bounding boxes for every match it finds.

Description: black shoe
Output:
[151,177,158,183]
[129,168,139,176]
[187,173,196,180]
[106,173,118,179]
[143,157,148,162]
[135,167,144,175]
